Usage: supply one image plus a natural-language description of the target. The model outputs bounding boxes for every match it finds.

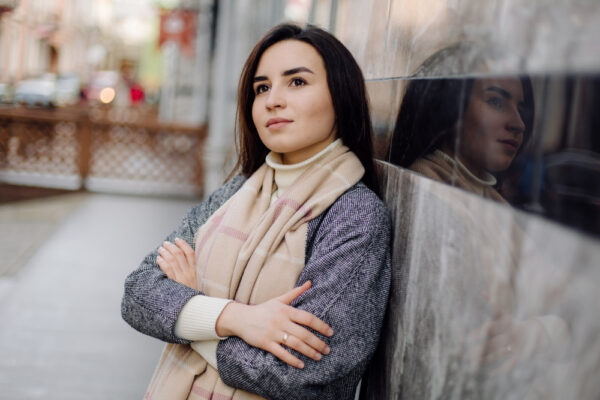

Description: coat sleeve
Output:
[120,176,246,344]
[216,185,392,400]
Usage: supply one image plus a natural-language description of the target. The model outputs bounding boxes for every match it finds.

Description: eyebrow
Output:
[253,66,314,83]
[484,86,512,99]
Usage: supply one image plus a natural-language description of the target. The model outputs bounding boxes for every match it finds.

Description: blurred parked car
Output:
[14,74,56,107]
[13,73,81,107]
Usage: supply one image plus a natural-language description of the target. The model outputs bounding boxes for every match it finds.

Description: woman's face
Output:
[454,77,527,174]
[251,40,336,165]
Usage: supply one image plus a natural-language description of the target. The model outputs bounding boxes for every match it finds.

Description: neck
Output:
[266,139,342,204]
[433,148,497,187]
[281,131,337,165]
[439,143,487,180]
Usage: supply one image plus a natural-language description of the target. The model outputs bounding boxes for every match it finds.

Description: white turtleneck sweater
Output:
[175,139,342,368]
[434,149,497,187]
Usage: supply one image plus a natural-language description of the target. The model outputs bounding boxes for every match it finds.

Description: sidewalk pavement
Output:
[0,193,197,399]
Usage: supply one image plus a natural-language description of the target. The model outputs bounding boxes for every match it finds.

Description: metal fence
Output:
[0,106,207,197]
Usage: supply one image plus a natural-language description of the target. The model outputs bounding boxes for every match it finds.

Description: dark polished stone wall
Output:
[322,1,600,398]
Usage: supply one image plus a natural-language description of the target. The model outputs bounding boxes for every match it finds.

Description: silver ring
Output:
[282,332,289,344]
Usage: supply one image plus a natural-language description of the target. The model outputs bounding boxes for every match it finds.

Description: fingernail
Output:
[327,328,334,336]
[324,346,330,355]
[175,237,182,242]
[297,361,304,369]
[314,353,322,361]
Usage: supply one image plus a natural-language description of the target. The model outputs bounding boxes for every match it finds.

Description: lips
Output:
[266,117,293,128]
[497,138,520,151]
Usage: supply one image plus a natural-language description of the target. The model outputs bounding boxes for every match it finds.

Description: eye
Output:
[486,96,504,109]
[255,84,269,95]
[290,77,306,87]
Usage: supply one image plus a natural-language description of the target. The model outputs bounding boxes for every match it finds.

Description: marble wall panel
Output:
[347,1,600,395]
[366,79,405,159]
[361,163,600,399]
[335,0,600,79]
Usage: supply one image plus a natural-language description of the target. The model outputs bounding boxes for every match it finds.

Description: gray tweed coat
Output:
[121,175,391,400]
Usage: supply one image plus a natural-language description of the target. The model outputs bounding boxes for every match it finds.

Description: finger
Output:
[157,246,177,266]
[157,255,174,279]
[486,315,513,337]
[266,342,304,369]
[289,308,333,337]
[277,281,312,305]
[284,333,323,361]
[175,238,195,268]
[481,335,513,366]
[489,352,520,376]
[163,241,188,271]
[286,323,331,355]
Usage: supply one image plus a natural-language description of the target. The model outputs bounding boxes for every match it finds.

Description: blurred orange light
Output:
[99,87,116,103]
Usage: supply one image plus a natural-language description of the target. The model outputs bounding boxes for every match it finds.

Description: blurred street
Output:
[0,192,197,399]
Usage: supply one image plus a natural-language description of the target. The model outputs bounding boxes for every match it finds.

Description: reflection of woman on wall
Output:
[121,24,391,400]
[387,46,571,387]
[389,50,535,202]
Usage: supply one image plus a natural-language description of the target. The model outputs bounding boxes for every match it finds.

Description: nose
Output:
[265,85,286,110]
[507,106,526,135]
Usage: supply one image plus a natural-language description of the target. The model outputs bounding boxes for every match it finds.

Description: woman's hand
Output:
[464,315,550,375]
[216,281,333,369]
[156,238,198,290]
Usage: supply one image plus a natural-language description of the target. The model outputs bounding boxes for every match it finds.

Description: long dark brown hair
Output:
[231,23,378,193]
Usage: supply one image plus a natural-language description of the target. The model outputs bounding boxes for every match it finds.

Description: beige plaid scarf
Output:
[145,144,364,400]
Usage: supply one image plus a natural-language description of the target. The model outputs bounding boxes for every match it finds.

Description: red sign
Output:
[158,9,197,57]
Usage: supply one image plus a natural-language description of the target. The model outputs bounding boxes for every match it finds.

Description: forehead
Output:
[474,77,524,101]
[255,40,325,75]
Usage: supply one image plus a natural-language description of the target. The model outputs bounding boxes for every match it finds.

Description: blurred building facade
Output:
[0,0,94,82]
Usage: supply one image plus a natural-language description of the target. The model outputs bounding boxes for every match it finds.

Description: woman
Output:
[121,23,391,400]
[389,45,535,202]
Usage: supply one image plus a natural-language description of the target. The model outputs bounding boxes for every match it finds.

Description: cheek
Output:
[306,97,335,131]
[462,109,496,143]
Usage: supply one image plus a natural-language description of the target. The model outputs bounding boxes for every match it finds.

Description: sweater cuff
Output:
[191,340,219,370]
[174,295,232,341]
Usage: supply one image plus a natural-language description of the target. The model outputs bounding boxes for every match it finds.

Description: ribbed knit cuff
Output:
[174,295,233,341]
[191,340,219,370]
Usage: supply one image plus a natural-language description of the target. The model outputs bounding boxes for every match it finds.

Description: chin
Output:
[259,138,291,154]
[487,159,514,173]
[265,143,297,154]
